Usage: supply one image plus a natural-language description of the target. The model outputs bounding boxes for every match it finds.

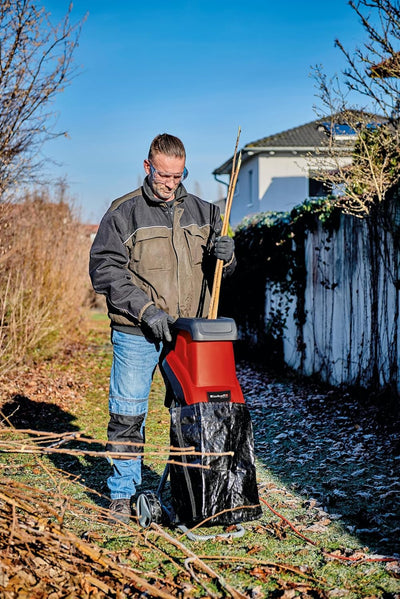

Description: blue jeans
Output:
[107,330,161,499]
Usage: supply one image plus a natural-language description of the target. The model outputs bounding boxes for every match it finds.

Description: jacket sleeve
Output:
[89,208,153,322]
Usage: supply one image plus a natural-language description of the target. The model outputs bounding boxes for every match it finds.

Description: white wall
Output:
[230,158,259,227]
[230,153,352,228]
[258,155,309,212]
[231,155,309,226]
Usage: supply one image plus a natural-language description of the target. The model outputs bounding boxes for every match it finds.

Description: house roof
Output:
[213,110,386,175]
[246,118,329,150]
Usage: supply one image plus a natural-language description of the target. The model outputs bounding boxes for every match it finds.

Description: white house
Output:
[212,114,360,227]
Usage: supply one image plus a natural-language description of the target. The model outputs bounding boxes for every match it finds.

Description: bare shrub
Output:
[0,191,92,373]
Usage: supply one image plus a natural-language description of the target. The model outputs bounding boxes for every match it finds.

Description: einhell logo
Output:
[207,391,231,403]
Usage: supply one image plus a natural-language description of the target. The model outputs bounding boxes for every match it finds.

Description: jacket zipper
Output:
[167,202,181,317]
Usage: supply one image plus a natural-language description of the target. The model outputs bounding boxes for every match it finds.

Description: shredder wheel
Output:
[136,491,163,528]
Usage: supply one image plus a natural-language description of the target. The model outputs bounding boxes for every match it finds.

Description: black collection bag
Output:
[169,401,262,526]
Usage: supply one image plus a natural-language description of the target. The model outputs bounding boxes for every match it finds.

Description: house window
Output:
[320,122,357,141]
[247,170,253,207]
[308,177,332,198]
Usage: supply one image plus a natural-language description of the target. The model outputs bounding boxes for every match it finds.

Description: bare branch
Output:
[312,0,400,217]
[0,0,86,197]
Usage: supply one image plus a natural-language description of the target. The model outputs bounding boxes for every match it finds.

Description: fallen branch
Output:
[148,523,247,599]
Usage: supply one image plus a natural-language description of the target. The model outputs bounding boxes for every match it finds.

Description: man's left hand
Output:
[213,236,235,262]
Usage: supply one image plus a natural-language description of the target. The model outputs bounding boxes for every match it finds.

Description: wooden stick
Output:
[222,127,241,227]
[208,131,242,320]
[222,151,241,237]
[207,153,241,319]
[208,130,241,319]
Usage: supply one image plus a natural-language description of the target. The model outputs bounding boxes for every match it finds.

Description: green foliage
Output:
[347,123,400,205]
[221,198,340,362]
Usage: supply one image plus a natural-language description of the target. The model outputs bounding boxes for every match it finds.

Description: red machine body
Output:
[162,317,245,406]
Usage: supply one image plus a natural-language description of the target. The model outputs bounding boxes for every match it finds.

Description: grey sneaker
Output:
[109,498,131,524]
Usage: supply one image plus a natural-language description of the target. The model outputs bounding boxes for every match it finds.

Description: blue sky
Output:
[40,0,366,223]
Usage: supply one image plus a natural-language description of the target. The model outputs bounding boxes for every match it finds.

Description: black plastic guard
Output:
[169,401,262,526]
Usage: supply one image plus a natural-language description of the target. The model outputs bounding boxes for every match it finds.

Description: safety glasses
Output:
[148,161,188,183]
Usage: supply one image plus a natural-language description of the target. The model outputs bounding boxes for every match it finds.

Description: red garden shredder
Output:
[136,316,262,539]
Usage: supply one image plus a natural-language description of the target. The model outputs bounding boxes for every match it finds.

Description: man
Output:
[89,133,235,522]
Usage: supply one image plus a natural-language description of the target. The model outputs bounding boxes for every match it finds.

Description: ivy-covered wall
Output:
[221,196,400,394]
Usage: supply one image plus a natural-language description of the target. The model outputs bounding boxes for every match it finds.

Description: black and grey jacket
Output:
[89,178,236,334]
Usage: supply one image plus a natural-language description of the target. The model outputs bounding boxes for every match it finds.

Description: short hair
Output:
[148,133,186,161]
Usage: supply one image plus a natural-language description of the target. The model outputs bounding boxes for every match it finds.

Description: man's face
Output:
[144,153,186,201]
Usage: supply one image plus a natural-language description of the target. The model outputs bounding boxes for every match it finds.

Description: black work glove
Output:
[213,236,235,262]
[141,305,174,343]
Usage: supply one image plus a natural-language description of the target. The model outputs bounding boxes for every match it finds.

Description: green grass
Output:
[1,311,400,597]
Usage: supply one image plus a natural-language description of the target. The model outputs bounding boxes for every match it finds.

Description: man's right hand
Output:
[141,305,174,343]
